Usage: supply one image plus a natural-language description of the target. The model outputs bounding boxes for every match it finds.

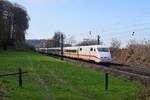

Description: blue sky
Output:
[11,0,150,46]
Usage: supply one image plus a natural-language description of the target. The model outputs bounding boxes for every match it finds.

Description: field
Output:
[0,51,144,100]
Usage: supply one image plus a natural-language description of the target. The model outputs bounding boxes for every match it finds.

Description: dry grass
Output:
[139,87,150,100]
[111,40,150,68]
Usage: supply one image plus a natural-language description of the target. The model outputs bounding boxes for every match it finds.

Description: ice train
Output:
[37,45,112,63]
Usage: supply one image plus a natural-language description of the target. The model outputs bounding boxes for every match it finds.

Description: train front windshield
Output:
[97,48,109,52]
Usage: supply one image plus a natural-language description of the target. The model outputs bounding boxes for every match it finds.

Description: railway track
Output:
[101,62,150,77]
[45,53,150,86]
[66,58,150,86]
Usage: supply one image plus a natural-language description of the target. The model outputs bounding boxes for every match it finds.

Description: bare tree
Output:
[38,39,47,48]
[51,31,65,47]
[66,35,76,46]
[77,39,102,46]
[110,38,121,49]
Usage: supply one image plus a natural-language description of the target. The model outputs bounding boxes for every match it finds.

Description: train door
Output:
[77,48,79,59]
[89,47,93,61]
[89,47,96,61]
[86,47,90,60]
[78,47,82,59]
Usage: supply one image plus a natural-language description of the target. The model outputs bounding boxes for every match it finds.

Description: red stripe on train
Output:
[64,53,100,60]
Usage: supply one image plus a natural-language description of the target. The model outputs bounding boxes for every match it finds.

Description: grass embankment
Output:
[0,51,144,100]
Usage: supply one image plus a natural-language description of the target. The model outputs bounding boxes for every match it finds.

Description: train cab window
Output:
[80,48,82,51]
[90,48,93,51]
[94,49,96,51]
[98,48,109,52]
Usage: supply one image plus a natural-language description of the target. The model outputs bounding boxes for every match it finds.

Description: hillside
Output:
[26,39,41,48]
[0,51,144,100]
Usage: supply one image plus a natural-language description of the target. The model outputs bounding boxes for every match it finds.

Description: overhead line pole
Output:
[60,34,64,60]
[97,35,100,45]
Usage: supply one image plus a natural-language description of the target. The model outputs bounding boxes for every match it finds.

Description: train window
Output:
[90,48,93,51]
[98,48,109,52]
[80,48,82,51]
[94,49,96,51]
[65,50,77,52]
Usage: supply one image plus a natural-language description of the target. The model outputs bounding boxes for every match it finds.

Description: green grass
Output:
[0,51,144,100]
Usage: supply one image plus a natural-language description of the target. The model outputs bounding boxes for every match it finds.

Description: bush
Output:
[111,40,150,67]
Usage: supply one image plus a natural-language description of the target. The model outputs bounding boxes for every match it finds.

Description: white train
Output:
[37,45,112,63]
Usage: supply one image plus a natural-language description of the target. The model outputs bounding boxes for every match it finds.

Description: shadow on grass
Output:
[99,62,130,67]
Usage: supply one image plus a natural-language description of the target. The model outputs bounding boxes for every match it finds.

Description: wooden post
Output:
[105,73,108,90]
[19,68,22,87]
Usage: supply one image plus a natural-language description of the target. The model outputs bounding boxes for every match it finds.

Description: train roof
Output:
[64,45,109,49]
[37,45,109,50]
[78,45,109,48]
[64,47,79,50]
